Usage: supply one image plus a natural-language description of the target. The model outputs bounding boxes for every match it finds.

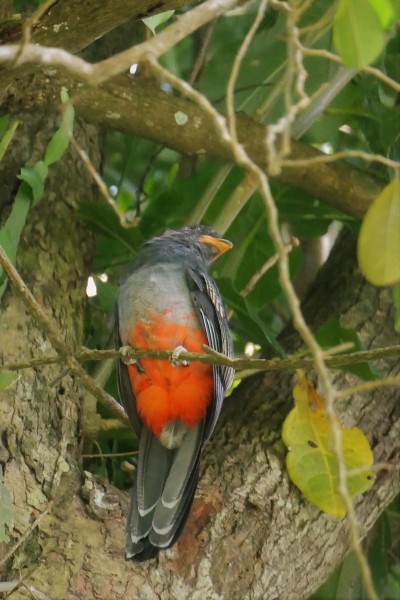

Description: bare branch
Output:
[0,0,196,55]
[1,343,399,373]
[0,0,240,85]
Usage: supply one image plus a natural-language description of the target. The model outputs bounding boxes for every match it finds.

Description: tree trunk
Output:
[0,113,101,597]
[1,125,399,599]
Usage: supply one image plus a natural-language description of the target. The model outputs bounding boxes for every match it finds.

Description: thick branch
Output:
[1,71,383,218]
[0,0,196,54]
[0,0,386,218]
[0,0,238,85]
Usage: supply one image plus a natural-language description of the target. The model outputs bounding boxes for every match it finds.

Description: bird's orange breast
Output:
[128,309,213,437]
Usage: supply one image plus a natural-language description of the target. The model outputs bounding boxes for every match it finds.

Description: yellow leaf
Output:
[357,179,400,286]
[282,370,374,519]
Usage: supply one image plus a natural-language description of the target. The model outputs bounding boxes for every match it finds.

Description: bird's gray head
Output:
[148,225,232,266]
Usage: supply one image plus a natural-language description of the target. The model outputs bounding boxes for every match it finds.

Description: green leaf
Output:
[311,553,364,600]
[0,228,15,299]
[44,89,74,166]
[44,116,73,167]
[389,0,400,18]
[0,228,15,264]
[94,279,118,313]
[0,182,33,301]
[60,88,74,126]
[333,0,388,68]
[282,370,375,519]
[393,282,400,333]
[18,165,46,204]
[315,317,379,381]
[0,370,19,390]
[0,99,67,300]
[0,473,13,543]
[77,201,142,252]
[357,179,400,286]
[35,160,49,181]
[367,509,393,596]
[4,181,32,242]
[0,119,19,162]
[217,277,286,357]
[44,127,70,167]
[368,0,394,27]
[142,10,174,34]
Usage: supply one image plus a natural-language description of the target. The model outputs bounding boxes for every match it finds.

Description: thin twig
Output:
[188,21,216,86]
[282,149,400,171]
[0,582,53,600]
[0,0,240,86]
[136,145,164,219]
[303,47,400,94]
[0,507,50,570]
[63,108,134,228]
[82,450,139,459]
[11,0,58,70]
[240,238,299,298]
[2,344,399,373]
[22,0,58,44]
[265,1,311,174]
[335,375,400,399]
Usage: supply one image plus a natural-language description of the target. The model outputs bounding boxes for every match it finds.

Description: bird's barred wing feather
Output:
[200,273,234,389]
[186,268,234,439]
[150,422,203,548]
[114,305,142,436]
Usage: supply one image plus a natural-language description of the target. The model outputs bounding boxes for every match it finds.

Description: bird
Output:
[115,224,234,562]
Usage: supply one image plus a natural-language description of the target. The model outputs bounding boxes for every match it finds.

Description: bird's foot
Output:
[120,345,137,365]
[170,345,189,367]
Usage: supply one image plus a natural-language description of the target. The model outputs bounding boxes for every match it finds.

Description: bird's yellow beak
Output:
[199,235,233,261]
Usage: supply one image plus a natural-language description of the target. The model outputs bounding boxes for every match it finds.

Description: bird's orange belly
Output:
[128,309,213,437]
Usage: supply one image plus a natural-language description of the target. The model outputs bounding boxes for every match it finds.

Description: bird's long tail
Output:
[126,423,203,562]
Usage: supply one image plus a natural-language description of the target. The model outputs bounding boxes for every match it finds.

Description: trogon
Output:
[116,225,234,562]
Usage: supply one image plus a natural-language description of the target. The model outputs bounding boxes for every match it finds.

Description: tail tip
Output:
[126,538,160,562]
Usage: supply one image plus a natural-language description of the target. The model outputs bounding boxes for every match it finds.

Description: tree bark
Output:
[0,114,102,597]
[0,0,195,53]
[0,70,382,219]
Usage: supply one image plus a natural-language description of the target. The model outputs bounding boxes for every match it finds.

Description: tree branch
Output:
[1,343,400,375]
[0,1,390,218]
[0,0,239,85]
[1,69,383,218]
[0,0,196,54]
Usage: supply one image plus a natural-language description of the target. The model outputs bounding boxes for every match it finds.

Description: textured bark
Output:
[0,0,195,52]
[0,114,101,597]
[1,70,382,219]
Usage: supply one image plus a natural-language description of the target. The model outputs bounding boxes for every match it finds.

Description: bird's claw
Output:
[120,345,137,365]
[170,345,189,367]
